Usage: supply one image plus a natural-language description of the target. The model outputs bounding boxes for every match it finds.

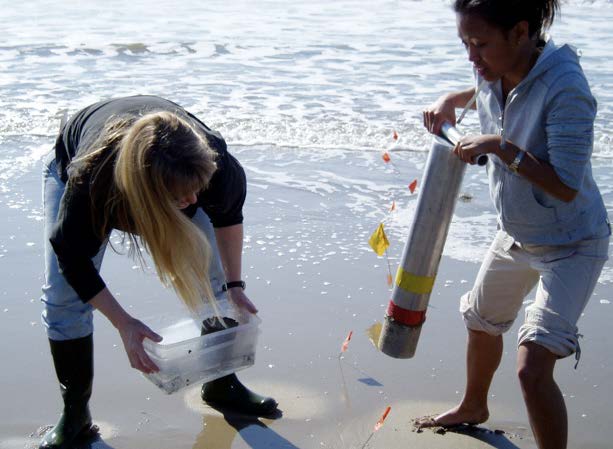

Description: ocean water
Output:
[2,4,613,447]
[1,0,612,279]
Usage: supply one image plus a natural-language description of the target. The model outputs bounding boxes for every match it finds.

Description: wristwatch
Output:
[222,280,246,291]
[508,150,525,174]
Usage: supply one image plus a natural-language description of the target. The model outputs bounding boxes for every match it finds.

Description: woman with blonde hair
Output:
[39,95,277,449]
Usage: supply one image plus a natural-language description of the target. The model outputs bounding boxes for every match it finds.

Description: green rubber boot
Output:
[39,335,96,449]
[200,317,278,416]
[201,373,278,416]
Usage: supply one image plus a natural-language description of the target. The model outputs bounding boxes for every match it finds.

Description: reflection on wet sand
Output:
[193,412,299,449]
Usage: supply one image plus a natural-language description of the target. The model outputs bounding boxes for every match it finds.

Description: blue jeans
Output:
[41,151,227,340]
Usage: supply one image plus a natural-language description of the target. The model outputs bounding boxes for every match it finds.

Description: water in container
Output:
[143,309,260,394]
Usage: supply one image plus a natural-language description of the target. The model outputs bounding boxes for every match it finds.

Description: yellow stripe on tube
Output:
[395,267,435,295]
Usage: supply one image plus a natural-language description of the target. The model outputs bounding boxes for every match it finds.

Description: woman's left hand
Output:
[228,288,258,314]
[454,134,500,164]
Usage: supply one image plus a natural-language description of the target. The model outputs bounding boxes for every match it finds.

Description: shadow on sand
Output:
[442,424,524,449]
[193,408,301,449]
[83,435,117,449]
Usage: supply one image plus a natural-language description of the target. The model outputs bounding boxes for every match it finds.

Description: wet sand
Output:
[1,146,611,449]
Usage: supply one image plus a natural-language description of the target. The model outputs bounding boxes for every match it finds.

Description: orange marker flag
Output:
[389,200,396,212]
[369,223,390,256]
[374,406,392,432]
[360,406,392,449]
[393,130,399,141]
[382,152,391,163]
[341,330,353,353]
[385,252,394,286]
[409,179,418,193]
[386,273,393,286]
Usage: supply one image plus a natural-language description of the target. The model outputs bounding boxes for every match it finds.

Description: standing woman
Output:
[40,95,277,449]
[421,1,609,448]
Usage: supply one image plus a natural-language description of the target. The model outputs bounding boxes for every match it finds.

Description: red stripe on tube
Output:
[386,301,426,326]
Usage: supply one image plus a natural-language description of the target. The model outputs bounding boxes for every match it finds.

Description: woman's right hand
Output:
[116,316,163,374]
[89,288,162,374]
[423,94,457,136]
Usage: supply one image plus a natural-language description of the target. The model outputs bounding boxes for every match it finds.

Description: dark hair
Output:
[453,0,560,38]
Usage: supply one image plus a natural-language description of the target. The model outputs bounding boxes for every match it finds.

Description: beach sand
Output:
[1,146,611,449]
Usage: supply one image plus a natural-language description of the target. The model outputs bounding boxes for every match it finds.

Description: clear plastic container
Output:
[143,310,260,394]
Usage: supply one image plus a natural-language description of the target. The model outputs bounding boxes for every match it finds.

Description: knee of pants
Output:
[518,305,579,358]
[460,290,515,336]
[41,282,94,341]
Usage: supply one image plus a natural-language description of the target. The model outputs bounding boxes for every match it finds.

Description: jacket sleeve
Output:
[545,70,597,191]
[198,152,246,228]
[49,183,108,302]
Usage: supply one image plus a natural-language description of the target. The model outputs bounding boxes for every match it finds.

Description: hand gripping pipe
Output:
[377,124,482,358]
[440,122,488,166]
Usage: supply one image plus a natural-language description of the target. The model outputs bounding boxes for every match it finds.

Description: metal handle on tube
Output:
[439,122,488,166]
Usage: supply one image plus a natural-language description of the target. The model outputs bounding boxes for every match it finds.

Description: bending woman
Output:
[421,1,609,448]
[40,95,277,449]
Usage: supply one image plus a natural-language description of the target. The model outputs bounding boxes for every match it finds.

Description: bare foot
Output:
[413,404,489,430]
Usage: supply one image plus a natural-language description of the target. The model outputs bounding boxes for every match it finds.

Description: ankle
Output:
[459,393,489,410]
[457,399,489,417]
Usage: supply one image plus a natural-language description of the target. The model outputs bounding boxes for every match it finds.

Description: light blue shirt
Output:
[476,39,609,245]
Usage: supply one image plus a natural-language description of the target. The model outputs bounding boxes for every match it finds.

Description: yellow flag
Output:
[369,223,389,256]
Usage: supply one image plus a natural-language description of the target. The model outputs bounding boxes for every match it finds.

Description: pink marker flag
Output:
[341,330,353,353]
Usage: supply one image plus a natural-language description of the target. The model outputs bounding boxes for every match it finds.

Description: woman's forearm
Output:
[214,223,244,282]
[89,287,132,330]
[493,140,578,203]
[447,87,477,110]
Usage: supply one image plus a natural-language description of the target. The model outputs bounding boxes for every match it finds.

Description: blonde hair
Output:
[71,111,219,314]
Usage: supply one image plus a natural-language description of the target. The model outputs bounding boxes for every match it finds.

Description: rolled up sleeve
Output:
[545,71,597,191]
[49,186,108,302]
